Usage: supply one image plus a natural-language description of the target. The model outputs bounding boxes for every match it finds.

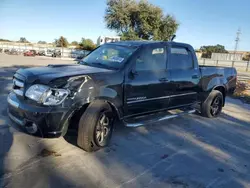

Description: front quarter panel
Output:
[93,72,124,118]
[58,71,124,119]
[62,76,96,108]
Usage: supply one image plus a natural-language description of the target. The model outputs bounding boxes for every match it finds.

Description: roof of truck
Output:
[109,40,193,49]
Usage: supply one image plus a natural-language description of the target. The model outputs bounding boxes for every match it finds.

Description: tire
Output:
[201,90,223,118]
[77,101,114,152]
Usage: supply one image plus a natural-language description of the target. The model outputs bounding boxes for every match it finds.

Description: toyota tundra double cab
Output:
[7,41,237,152]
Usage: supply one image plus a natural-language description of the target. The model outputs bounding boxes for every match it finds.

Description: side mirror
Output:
[130,69,138,77]
[131,69,138,75]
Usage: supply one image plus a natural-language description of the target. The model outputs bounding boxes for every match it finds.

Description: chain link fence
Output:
[198,58,250,72]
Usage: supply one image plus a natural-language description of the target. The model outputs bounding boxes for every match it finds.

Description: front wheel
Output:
[77,101,114,152]
[201,90,223,118]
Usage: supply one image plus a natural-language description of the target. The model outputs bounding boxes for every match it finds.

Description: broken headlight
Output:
[25,84,69,105]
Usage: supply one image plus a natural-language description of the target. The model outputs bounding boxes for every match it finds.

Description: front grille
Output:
[13,77,25,96]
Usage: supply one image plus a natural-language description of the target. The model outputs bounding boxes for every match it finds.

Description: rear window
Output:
[169,47,193,70]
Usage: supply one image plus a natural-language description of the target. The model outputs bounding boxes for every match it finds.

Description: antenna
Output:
[170,35,176,41]
[233,28,241,60]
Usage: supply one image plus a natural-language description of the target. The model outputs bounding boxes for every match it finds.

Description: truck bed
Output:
[199,65,237,93]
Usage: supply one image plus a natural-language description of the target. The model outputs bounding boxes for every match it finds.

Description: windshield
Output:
[80,44,138,69]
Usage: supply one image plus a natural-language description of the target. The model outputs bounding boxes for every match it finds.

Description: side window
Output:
[169,47,193,70]
[135,46,166,71]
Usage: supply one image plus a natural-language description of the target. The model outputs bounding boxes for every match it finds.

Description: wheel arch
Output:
[63,103,90,135]
[95,98,122,120]
[68,98,121,128]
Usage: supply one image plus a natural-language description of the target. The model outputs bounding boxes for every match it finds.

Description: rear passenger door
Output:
[124,44,171,116]
[167,46,200,108]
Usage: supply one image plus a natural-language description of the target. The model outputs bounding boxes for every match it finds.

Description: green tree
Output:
[200,45,228,58]
[105,0,179,41]
[38,41,47,44]
[19,37,29,43]
[243,52,250,61]
[78,38,96,51]
[54,36,69,47]
[70,41,79,46]
[0,38,12,42]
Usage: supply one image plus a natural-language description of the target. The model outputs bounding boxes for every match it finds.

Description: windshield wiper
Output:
[79,60,88,65]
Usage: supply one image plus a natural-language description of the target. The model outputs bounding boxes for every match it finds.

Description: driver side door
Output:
[124,44,171,117]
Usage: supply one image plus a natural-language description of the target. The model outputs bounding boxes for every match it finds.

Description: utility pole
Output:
[234,28,241,60]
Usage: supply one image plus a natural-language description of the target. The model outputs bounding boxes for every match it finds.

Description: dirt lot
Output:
[1,54,250,188]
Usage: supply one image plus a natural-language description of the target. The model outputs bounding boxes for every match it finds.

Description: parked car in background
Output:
[9,49,19,55]
[71,50,90,60]
[24,50,36,56]
[52,50,61,58]
[37,50,45,56]
[45,49,54,57]
[16,49,24,54]
[4,49,10,54]
[0,48,3,53]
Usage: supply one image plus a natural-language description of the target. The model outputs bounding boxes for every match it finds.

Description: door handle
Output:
[192,75,199,79]
[159,78,168,82]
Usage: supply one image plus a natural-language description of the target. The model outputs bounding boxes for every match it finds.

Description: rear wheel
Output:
[201,90,223,118]
[77,101,114,152]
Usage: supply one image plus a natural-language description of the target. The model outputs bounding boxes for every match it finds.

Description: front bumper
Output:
[7,92,72,138]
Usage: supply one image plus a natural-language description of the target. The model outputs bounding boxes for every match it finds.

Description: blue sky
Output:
[0,0,249,50]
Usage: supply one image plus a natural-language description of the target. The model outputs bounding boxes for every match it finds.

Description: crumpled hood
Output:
[15,64,113,84]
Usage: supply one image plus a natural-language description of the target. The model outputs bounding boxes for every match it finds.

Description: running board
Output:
[124,109,196,127]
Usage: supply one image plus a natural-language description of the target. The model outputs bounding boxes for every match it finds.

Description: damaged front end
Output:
[8,74,96,138]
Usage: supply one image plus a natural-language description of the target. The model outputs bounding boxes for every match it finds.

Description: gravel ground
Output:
[1,53,250,188]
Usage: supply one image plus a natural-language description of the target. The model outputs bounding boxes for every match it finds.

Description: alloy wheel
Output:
[210,96,222,116]
[95,112,111,146]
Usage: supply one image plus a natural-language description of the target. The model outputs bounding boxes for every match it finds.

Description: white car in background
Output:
[71,50,90,59]
[45,49,54,57]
